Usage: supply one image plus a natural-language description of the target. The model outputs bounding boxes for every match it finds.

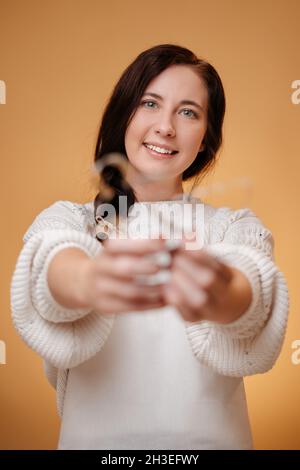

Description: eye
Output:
[180,109,198,119]
[140,100,198,119]
[141,100,157,108]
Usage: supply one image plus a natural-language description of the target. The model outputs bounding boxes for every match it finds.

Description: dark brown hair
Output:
[93,43,226,220]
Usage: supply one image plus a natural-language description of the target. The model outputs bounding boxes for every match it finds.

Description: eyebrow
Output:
[142,92,205,112]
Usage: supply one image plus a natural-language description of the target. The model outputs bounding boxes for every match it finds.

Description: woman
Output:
[10,44,289,450]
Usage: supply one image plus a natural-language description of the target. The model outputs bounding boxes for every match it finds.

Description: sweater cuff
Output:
[203,244,263,339]
[11,229,116,369]
[33,242,94,323]
[184,242,289,377]
[184,270,289,377]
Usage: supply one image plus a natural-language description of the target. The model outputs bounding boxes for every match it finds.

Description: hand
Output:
[79,238,168,315]
[162,243,252,324]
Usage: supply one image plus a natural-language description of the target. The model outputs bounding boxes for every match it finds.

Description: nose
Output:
[154,113,176,137]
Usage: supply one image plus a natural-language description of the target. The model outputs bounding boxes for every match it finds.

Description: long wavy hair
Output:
[93,43,226,221]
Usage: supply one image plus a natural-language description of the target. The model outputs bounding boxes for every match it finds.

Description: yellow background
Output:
[1,0,299,449]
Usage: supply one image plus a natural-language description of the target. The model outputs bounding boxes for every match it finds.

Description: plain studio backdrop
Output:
[0,0,299,450]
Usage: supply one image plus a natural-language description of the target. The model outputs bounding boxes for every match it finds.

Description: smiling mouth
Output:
[143,143,178,158]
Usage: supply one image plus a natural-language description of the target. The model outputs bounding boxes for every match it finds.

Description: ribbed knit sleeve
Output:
[10,201,115,370]
[185,208,289,377]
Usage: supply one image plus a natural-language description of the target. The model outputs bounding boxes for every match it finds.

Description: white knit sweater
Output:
[10,199,289,448]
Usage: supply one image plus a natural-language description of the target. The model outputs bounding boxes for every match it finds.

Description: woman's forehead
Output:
[144,65,208,107]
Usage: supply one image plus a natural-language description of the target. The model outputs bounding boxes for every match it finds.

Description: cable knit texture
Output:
[10,200,289,417]
[10,202,115,373]
[185,208,289,377]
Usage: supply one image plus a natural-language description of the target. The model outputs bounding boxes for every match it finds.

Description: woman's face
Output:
[124,64,208,184]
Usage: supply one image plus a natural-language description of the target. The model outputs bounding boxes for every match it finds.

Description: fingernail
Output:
[152,251,172,268]
[136,270,171,286]
[164,240,182,251]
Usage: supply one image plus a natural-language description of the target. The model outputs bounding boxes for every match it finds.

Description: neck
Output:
[128,173,184,203]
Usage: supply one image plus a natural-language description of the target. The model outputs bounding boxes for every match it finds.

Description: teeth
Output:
[145,144,174,154]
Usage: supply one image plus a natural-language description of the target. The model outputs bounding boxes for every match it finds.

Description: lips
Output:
[143,143,178,159]
[143,142,178,154]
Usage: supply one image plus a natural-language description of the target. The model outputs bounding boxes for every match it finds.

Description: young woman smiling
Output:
[11,44,289,450]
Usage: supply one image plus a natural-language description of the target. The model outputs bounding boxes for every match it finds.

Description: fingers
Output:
[161,249,231,322]
[92,237,233,319]
[163,282,204,323]
[103,238,166,255]
[97,276,164,303]
[93,277,166,314]
[178,245,233,283]
[95,239,174,281]
[167,264,212,315]
[90,239,175,314]
[173,253,225,298]
[96,253,162,280]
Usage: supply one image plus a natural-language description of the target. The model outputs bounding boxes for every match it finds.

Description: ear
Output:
[199,143,205,152]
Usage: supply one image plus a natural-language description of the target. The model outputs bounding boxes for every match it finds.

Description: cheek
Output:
[183,127,205,153]
[126,119,146,149]
[125,124,138,156]
[125,120,148,169]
